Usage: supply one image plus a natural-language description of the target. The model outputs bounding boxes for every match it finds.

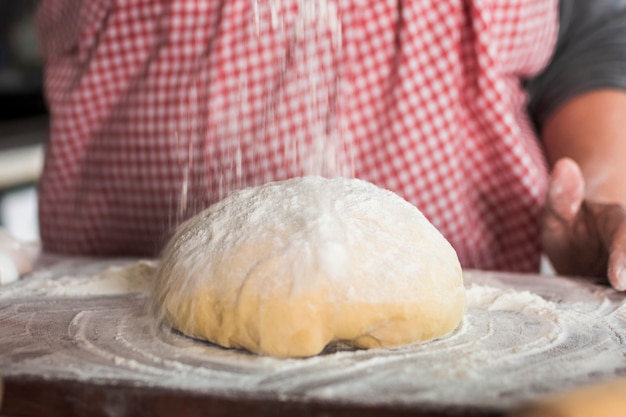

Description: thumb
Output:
[544,157,585,227]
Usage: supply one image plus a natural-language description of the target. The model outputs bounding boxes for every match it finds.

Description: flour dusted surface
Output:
[154,176,465,357]
[2,259,626,411]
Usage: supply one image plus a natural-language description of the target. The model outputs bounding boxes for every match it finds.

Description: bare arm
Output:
[542,89,626,204]
[524,0,626,289]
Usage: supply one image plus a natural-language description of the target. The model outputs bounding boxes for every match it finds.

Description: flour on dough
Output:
[153,177,465,357]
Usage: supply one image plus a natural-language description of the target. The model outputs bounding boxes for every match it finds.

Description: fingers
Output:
[0,252,19,285]
[608,241,626,291]
[576,197,626,291]
[541,158,588,275]
[0,229,40,285]
[541,159,626,289]
[545,158,585,225]
[597,208,626,291]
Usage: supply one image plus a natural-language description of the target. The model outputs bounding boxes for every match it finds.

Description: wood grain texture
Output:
[1,376,501,417]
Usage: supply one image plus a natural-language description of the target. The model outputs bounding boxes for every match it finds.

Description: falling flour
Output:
[2,256,626,412]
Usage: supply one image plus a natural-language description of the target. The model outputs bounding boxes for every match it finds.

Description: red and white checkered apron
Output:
[36,0,558,271]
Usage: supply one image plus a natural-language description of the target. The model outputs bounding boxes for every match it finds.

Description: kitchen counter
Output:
[0,116,46,190]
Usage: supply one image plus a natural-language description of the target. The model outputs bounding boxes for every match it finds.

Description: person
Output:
[3,0,625,288]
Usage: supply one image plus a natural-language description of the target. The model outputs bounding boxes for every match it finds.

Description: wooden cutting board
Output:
[1,257,625,417]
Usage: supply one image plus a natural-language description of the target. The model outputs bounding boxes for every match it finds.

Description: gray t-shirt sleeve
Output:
[525,0,626,132]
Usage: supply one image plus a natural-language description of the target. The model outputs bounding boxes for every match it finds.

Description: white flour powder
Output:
[2,258,625,410]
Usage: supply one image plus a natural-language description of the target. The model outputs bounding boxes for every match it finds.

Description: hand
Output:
[0,229,39,285]
[541,158,626,290]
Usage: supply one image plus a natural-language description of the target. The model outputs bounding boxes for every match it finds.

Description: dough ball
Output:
[153,177,465,357]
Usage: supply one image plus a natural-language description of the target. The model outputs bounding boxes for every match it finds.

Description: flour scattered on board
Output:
[2,259,626,410]
[0,257,156,297]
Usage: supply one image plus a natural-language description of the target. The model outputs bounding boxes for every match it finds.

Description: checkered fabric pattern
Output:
[36,0,558,272]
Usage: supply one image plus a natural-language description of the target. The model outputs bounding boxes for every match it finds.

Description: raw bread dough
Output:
[153,177,465,357]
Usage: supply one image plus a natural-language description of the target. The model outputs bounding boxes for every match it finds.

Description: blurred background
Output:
[0,1,45,242]
[0,2,559,274]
